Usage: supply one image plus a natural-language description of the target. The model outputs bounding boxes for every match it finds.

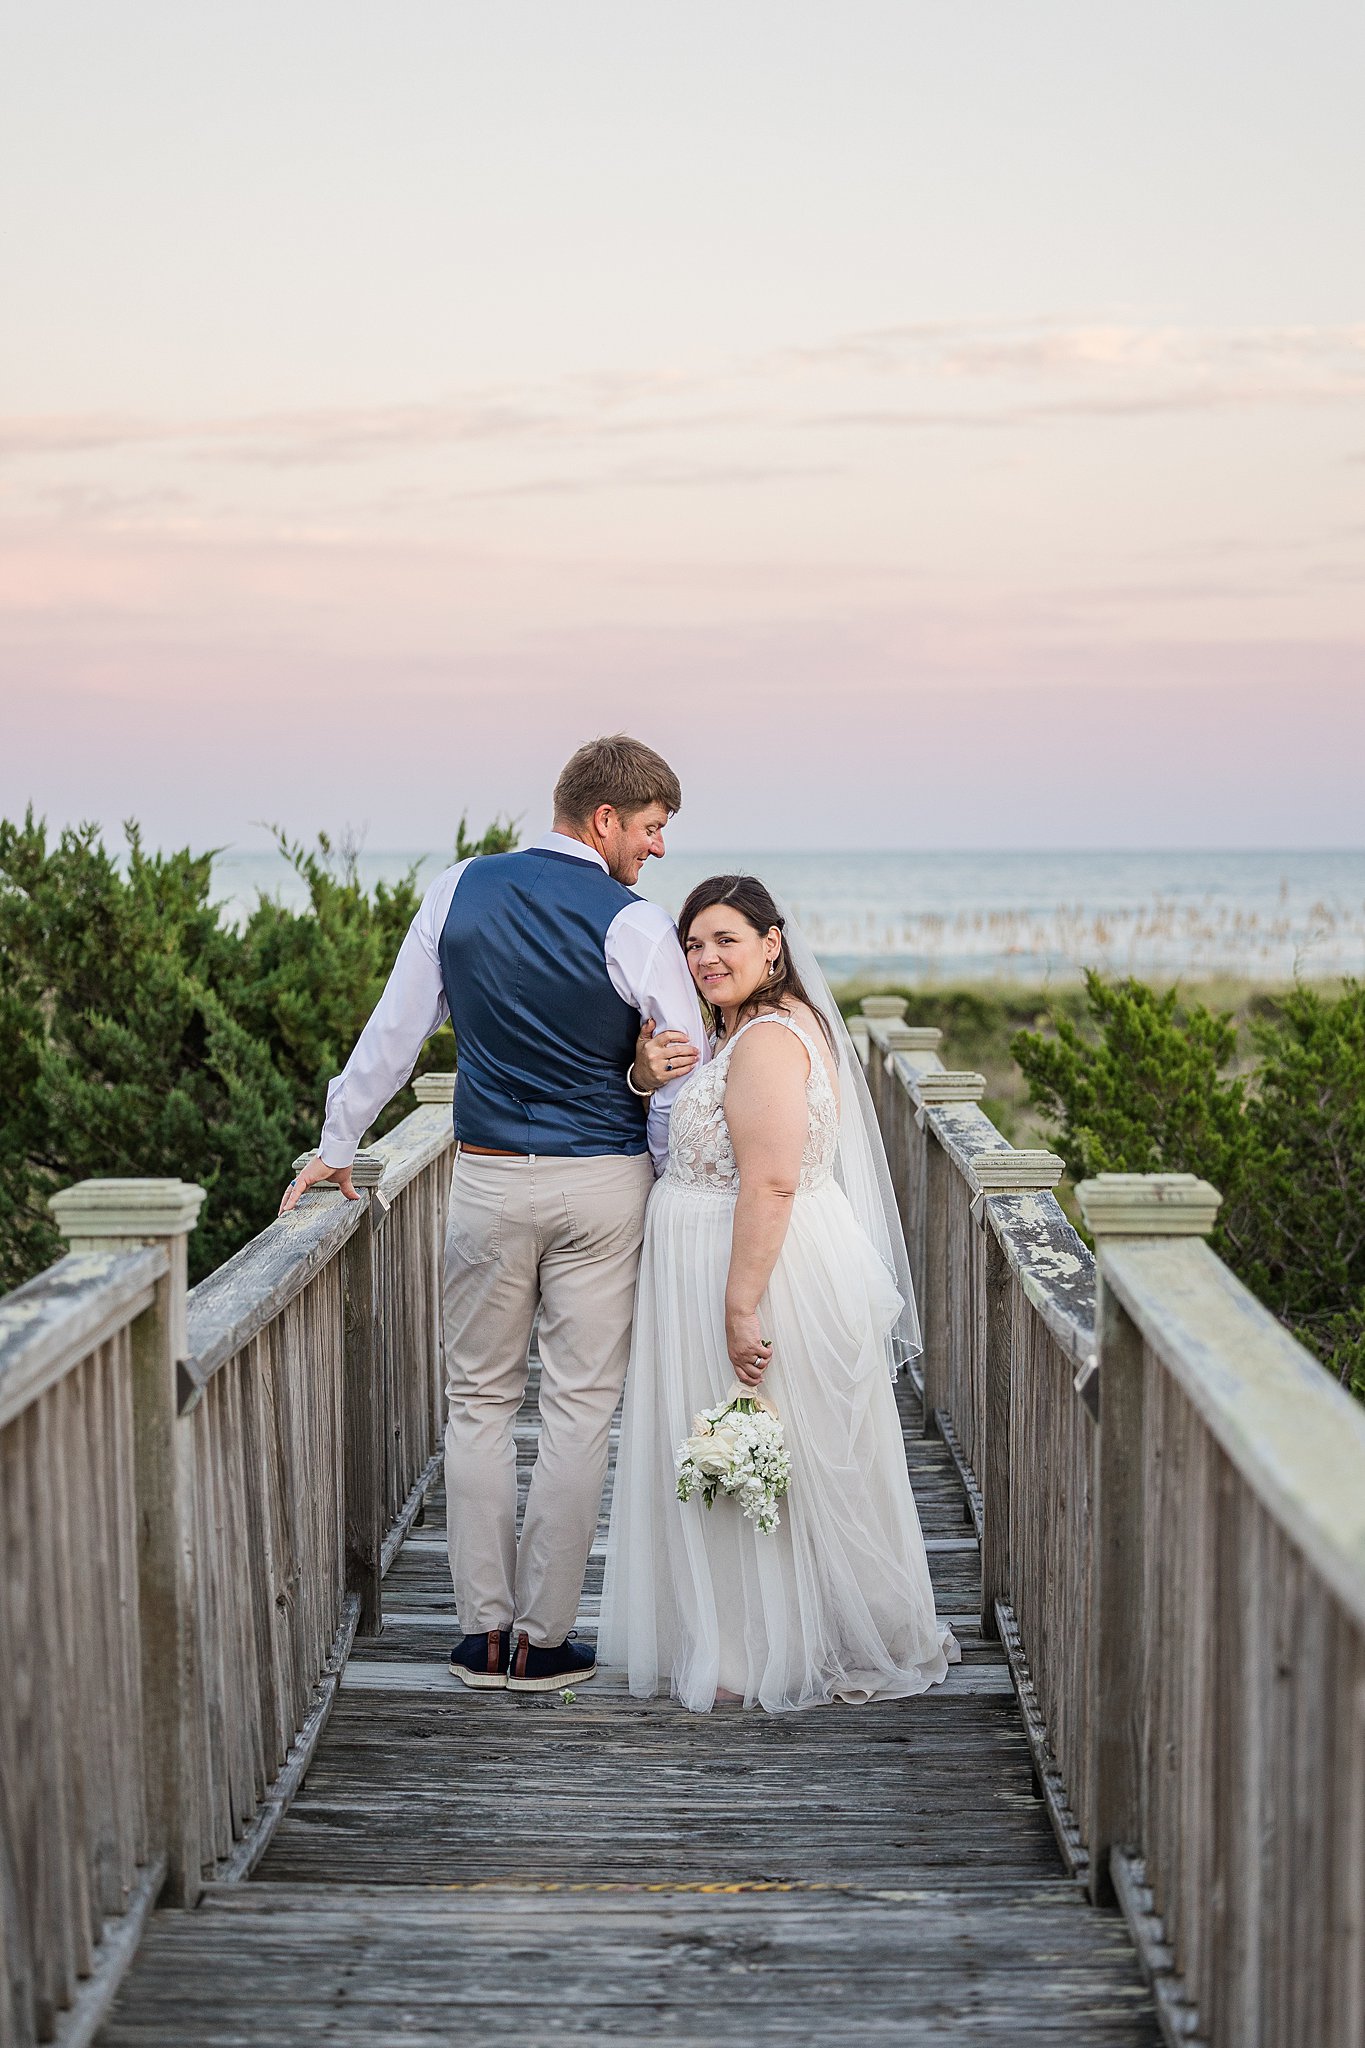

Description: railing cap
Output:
[292,1148,386,1190]
[915,1069,987,1104]
[859,995,908,1019]
[883,1024,943,1051]
[411,1071,457,1104]
[973,1150,1066,1194]
[1077,1172,1222,1238]
[50,1177,206,1241]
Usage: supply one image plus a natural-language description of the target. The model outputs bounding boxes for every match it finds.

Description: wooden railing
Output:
[0,1077,455,2048]
[861,1000,1365,2048]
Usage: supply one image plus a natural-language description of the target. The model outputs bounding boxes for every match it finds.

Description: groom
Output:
[282,735,706,1692]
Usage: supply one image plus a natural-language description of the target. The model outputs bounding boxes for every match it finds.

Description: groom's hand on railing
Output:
[278,1157,358,1214]
[633,1017,701,1094]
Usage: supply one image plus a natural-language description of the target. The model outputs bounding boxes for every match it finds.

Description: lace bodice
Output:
[666,1012,840,1195]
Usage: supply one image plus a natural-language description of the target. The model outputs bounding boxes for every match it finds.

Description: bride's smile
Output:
[683,907,782,1025]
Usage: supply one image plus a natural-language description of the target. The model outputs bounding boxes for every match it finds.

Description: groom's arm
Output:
[314,864,466,1170]
[605,901,709,1174]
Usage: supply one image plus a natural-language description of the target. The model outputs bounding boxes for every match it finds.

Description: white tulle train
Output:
[600,1165,958,1714]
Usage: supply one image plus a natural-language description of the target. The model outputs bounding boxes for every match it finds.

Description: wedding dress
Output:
[600,1009,958,1713]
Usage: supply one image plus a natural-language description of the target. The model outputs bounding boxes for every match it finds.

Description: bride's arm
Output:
[723,1026,811,1386]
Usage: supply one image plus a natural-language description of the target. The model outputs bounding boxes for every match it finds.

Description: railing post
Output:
[336,1153,387,1637]
[912,1072,986,1435]
[972,1151,1066,1640]
[1077,1172,1222,1909]
[49,1178,206,1907]
[412,1073,458,1455]
[411,1072,458,1112]
[883,1023,944,1068]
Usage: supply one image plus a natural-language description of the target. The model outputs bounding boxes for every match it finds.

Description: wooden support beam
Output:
[974,1152,1066,1643]
[921,1134,948,1437]
[1078,1171,1221,1913]
[49,1179,207,1909]
[340,1158,386,1639]
[914,1074,986,1437]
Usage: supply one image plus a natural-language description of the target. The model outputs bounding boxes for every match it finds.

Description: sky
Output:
[2,3,1363,853]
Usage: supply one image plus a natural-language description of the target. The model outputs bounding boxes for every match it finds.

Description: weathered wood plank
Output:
[341,1209,382,1635]
[0,1250,163,1431]
[183,1198,367,1391]
[1101,1237,1365,1635]
[360,1104,453,1206]
[1087,1275,1146,1910]
[985,1192,1094,1369]
[101,1886,1161,2045]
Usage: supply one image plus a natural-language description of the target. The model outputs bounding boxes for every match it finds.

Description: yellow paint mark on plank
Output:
[433,1879,854,1895]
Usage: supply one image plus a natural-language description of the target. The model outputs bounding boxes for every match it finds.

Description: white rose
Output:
[690,1420,742,1476]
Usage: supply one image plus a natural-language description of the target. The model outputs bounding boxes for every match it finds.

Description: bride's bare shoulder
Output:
[728,1005,821,1086]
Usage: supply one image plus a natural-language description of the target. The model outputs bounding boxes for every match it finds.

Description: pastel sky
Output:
[2,3,1362,852]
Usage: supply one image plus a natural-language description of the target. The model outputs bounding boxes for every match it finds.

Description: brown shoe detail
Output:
[513,1630,530,1680]
[487,1628,501,1676]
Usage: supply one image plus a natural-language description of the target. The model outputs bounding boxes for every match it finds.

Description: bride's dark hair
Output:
[676,874,833,1048]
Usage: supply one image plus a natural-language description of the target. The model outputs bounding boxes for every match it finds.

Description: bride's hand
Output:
[726,1307,773,1387]
[633,1018,700,1094]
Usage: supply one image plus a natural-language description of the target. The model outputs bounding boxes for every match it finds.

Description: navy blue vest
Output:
[438,848,649,1156]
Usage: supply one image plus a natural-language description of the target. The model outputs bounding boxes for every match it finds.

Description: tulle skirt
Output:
[600,1174,958,1713]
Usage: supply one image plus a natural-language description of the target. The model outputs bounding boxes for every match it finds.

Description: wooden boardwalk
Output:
[99,1358,1160,2046]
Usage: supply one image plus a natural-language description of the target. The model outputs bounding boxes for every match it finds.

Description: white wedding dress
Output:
[600,1011,958,1713]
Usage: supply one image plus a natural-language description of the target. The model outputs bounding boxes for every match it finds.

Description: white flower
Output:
[674,1393,789,1534]
[690,1418,744,1477]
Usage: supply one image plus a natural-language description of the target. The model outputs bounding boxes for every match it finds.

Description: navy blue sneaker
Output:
[448,1628,510,1690]
[506,1630,597,1692]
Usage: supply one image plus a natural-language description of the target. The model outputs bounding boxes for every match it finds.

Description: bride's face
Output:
[683,906,780,1010]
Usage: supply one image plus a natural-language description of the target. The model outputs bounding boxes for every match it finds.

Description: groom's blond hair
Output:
[553,735,682,825]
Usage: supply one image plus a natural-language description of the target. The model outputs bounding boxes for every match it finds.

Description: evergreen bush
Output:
[0,812,512,1288]
[1013,971,1365,1396]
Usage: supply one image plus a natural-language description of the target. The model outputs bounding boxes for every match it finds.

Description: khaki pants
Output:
[442,1148,654,1646]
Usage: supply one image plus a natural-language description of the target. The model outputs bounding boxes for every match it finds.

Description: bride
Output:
[599,873,959,1713]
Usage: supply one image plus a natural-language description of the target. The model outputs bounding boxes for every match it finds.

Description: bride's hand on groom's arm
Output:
[632,1017,700,1094]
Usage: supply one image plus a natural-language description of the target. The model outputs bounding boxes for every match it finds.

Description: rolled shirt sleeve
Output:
[604,899,710,1174]
[317,864,465,1169]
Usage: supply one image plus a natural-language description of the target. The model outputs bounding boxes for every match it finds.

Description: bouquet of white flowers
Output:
[675,1388,791,1535]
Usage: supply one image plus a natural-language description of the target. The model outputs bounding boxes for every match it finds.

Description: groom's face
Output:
[602,802,669,886]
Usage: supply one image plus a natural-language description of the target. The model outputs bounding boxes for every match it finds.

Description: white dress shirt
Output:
[319,833,708,1175]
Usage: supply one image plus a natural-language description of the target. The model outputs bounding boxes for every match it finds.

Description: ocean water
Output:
[209,846,1365,985]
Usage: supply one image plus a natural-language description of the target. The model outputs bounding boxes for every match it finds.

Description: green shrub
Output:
[0,814,295,1286]
[0,812,508,1288]
[1013,971,1365,1396]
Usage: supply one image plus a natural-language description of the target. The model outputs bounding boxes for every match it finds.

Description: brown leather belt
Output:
[458,1143,525,1158]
